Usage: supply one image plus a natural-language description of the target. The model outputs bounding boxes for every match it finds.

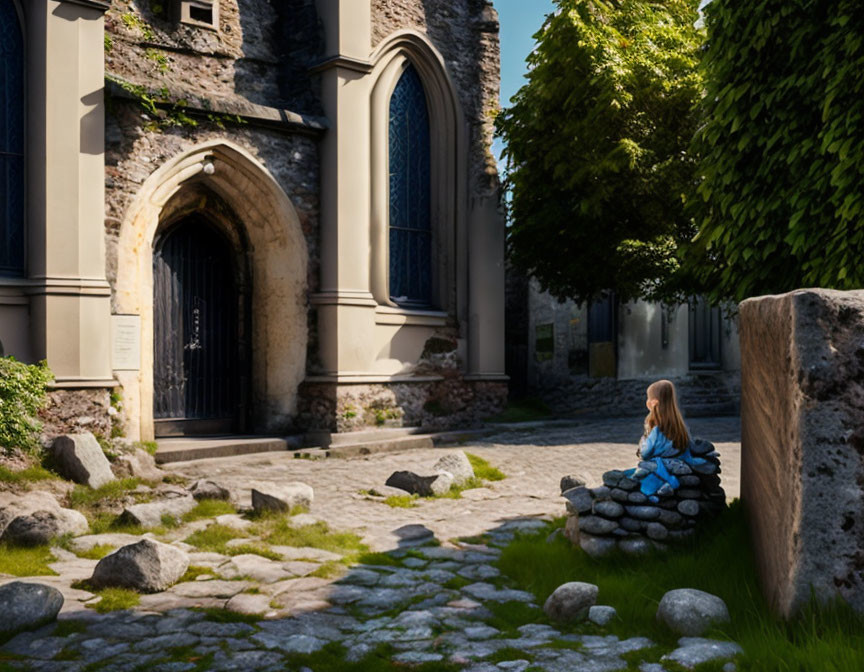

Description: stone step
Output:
[155,436,298,464]
[302,426,426,448]
[325,434,435,458]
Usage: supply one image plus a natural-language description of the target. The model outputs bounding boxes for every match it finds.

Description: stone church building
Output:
[0,0,507,443]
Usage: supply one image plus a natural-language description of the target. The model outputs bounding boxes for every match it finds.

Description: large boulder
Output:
[1,509,88,546]
[0,582,64,636]
[432,452,475,486]
[111,448,163,482]
[52,433,115,488]
[251,482,314,514]
[656,588,730,636]
[90,539,189,592]
[385,471,452,497]
[543,582,598,622]
[740,289,864,616]
[120,496,197,528]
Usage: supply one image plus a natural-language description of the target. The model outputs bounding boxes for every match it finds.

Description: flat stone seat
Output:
[155,436,291,464]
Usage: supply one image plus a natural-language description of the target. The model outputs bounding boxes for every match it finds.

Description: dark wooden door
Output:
[689,296,722,370]
[153,216,240,436]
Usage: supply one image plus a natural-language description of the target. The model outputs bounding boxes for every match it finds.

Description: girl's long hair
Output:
[644,379,690,452]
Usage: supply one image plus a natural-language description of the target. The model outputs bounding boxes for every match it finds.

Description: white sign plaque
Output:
[112,314,141,371]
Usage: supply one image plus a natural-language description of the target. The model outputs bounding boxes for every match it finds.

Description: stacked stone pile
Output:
[562,438,726,556]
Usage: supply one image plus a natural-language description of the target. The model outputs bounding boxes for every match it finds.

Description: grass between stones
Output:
[183,523,246,553]
[0,543,57,576]
[465,453,506,482]
[496,501,864,671]
[181,499,236,522]
[282,641,462,672]
[194,607,261,625]
[70,543,115,560]
[86,587,140,613]
[179,565,216,582]
[384,494,419,508]
[258,519,367,555]
[0,464,59,484]
[67,477,144,509]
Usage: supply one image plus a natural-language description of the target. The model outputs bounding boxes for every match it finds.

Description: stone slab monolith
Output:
[740,288,864,617]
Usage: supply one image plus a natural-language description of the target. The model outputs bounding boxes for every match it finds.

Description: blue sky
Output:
[493,0,556,164]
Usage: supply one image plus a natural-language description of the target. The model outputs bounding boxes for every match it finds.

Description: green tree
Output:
[496,0,704,304]
[685,0,864,304]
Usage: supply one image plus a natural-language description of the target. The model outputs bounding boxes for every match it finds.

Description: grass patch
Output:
[135,441,158,456]
[72,544,114,560]
[226,544,283,561]
[87,587,140,613]
[179,566,216,583]
[259,519,367,556]
[181,499,236,523]
[442,576,472,590]
[466,453,506,481]
[184,523,247,553]
[357,551,401,567]
[484,600,545,638]
[0,544,57,576]
[68,478,143,509]
[309,561,346,579]
[0,464,60,484]
[486,647,535,663]
[153,646,214,671]
[497,501,864,670]
[280,641,462,672]
[384,494,419,508]
[486,397,551,423]
[85,512,146,536]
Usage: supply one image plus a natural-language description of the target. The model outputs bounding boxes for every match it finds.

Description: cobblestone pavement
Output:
[1,417,742,671]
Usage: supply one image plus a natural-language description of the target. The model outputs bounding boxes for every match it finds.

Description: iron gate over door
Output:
[153,216,240,435]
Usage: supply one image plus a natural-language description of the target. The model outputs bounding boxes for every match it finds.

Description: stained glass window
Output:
[0,0,24,276]
[389,64,432,306]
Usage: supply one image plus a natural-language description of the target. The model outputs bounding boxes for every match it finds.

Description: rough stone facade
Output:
[740,289,864,617]
[371,0,501,198]
[39,390,113,444]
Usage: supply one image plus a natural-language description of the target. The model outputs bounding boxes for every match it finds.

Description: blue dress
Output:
[626,426,707,497]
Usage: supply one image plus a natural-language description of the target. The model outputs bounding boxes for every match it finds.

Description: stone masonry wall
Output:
[740,289,864,617]
[371,0,502,197]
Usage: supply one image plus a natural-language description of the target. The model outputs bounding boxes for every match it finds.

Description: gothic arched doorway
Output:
[153,215,247,436]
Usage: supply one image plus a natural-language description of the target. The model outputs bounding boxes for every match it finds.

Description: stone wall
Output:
[39,389,113,443]
[298,380,507,433]
[562,439,726,557]
[371,0,501,197]
[740,289,864,616]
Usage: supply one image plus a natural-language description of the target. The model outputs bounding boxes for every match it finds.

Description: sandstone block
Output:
[739,289,864,616]
[120,496,197,528]
[1,509,88,546]
[111,448,163,482]
[189,479,231,501]
[52,433,115,488]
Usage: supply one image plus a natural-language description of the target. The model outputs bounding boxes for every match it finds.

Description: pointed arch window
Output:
[388,63,432,306]
[0,0,24,276]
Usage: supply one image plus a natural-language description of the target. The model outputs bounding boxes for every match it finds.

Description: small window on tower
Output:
[177,0,218,30]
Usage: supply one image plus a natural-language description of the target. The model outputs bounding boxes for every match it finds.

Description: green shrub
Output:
[0,357,53,455]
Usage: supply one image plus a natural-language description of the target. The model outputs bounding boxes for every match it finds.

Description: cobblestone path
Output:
[1,417,741,671]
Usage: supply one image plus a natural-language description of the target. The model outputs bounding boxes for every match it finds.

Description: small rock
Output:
[90,539,189,593]
[111,448,163,482]
[628,491,649,504]
[579,533,617,557]
[619,517,642,532]
[562,486,593,514]
[1,508,88,546]
[0,582,64,636]
[226,592,272,616]
[588,605,617,626]
[619,538,653,555]
[677,500,700,517]
[432,452,474,486]
[610,488,630,502]
[120,496,197,528]
[189,479,231,501]
[560,474,586,493]
[625,506,662,521]
[618,477,641,491]
[590,485,611,499]
[52,433,115,488]
[657,589,731,636]
[664,459,692,476]
[578,515,619,535]
[662,637,743,668]
[251,482,314,513]
[602,470,625,488]
[690,439,715,456]
[428,470,454,495]
[543,581,598,622]
[646,523,669,541]
[594,500,625,519]
[385,471,450,497]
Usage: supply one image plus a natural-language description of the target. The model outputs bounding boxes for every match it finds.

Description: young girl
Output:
[627,379,705,499]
